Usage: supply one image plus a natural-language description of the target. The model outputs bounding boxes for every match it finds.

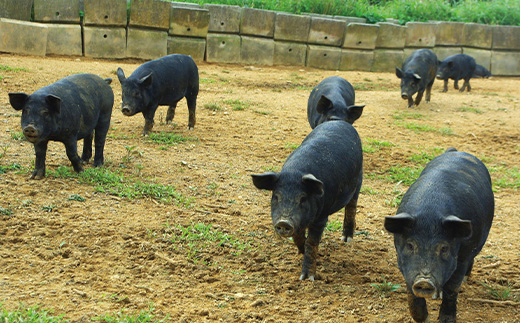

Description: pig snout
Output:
[274,219,294,237]
[121,105,133,116]
[23,125,39,142]
[412,277,437,298]
[401,93,409,100]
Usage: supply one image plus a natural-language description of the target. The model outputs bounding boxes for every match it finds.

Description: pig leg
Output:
[460,78,471,92]
[166,103,177,124]
[463,259,474,282]
[454,79,459,90]
[442,79,449,92]
[425,79,435,103]
[142,107,158,136]
[81,132,93,164]
[414,90,424,107]
[407,291,429,322]
[407,97,414,109]
[63,139,84,173]
[186,95,197,130]
[300,224,325,281]
[31,141,48,180]
[93,122,110,167]
[439,263,467,322]
[293,228,306,255]
[342,198,357,243]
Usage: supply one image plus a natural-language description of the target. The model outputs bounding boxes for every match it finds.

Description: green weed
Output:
[147,132,198,145]
[480,281,518,302]
[326,220,342,232]
[10,131,26,141]
[0,304,67,323]
[0,207,13,216]
[490,166,520,189]
[68,194,85,202]
[42,205,57,212]
[94,303,170,323]
[200,78,215,84]
[0,163,22,174]
[394,121,454,135]
[0,65,29,72]
[204,102,222,111]
[371,275,401,297]
[362,138,394,153]
[392,111,426,120]
[166,222,253,263]
[458,106,483,114]
[407,148,444,165]
[386,165,423,186]
[224,99,251,111]
[284,143,299,150]
[122,145,143,163]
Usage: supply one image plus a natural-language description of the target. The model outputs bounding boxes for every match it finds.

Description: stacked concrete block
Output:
[491,25,520,75]
[274,41,307,67]
[168,5,209,61]
[343,23,379,50]
[204,4,241,34]
[126,0,170,59]
[239,8,276,65]
[83,0,127,59]
[240,8,276,38]
[0,0,33,21]
[405,22,437,48]
[274,13,311,43]
[462,47,491,71]
[462,23,493,49]
[371,49,404,73]
[46,24,82,56]
[340,50,374,71]
[0,18,48,56]
[376,22,407,49]
[434,47,462,61]
[308,17,346,47]
[241,36,274,66]
[333,16,366,24]
[206,33,241,64]
[307,45,342,70]
[32,0,82,56]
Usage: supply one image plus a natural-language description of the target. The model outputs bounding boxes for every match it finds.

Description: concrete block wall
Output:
[1,0,520,75]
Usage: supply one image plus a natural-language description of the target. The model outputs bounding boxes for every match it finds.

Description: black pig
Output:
[116,54,199,135]
[307,76,365,128]
[472,64,491,78]
[384,148,494,323]
[9,74,114,179]
[437,54,476,92]
[396,49,438,108]
[252,121,363,281]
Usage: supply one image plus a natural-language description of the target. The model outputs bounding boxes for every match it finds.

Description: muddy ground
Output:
[0,53,518,322]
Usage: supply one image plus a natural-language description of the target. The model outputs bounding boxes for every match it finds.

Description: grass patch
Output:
[489,166,520,190]
[386,165,423,186]
[458,106,483,114]
[10,131,26,141]
[0,304,66,323]
[371,275,401,298]
[200,78,215,84]
[392,111,426,120]
[224,99,251,111]
[0,65,29,72]
[95,304,170,323]
[362,138,394,153]
[407,148,444,165]
[394,121,454,135]
[284,143,299,150]
[0,163,22,174]
[0,207,13,216]
[164,222,253,264]
[204,102,223,111]
[47,166,193,206]
[480,281,518,302]
[326,220,342,232]
[147,132,198,145]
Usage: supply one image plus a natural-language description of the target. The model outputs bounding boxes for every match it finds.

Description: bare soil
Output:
[0,53,518,322]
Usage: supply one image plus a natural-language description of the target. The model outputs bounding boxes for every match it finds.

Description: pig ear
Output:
[442,215,472,239]
[251,172,279,191]
[384,213,416,234]
[302,174,324,196]
[8,93,29,111]
[316,95,332,114]
[395,67,404,79]
[46,95,61,114]
[347,105,365,122]
[139,73,153,88]
[412,73,422,81]
[116,67,126,83]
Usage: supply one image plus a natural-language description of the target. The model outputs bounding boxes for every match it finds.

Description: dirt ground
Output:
[0,53,518,322]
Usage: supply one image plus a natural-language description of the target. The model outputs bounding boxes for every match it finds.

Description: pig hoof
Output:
[188,126,194,130]
[341,236,353,243]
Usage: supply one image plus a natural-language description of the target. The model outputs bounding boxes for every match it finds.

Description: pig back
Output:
[133,54,198,105]
[398,151,494,253]
[36,73,113,138]
[403,49,438,86]
[283,121,363,217]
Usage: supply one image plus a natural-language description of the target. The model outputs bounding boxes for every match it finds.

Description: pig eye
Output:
[440,245,450,255]
[299,195,308,204]
[405,242,415,252]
